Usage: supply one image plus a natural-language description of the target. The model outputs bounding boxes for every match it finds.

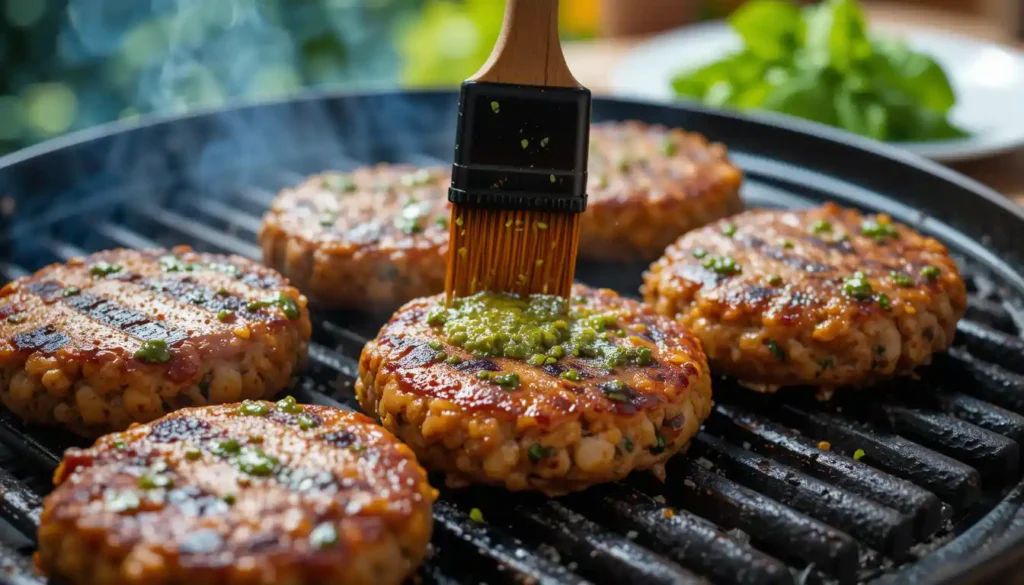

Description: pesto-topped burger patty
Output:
[36,401,436,585]
[356,284,712,496]
[258,164,451,311]
[581,121,744,261]
[642,203,967,390]
[0,247,311,436]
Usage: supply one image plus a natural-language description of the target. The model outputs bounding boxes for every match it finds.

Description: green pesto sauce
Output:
[427,292,648,371]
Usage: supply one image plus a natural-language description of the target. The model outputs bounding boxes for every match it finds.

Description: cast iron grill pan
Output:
[0,92,1023,585]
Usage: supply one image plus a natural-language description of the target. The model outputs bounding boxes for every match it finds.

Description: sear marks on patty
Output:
[38,402,436,585]
[642,203,968,389]
[0,247,305,371]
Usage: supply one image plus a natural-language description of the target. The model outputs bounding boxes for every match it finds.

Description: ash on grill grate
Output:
[0,173,1022,585]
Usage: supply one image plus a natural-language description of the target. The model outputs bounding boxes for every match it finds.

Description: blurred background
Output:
[0,0,1021,199]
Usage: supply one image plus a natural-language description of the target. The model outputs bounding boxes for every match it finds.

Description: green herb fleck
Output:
[890,271,913,287]
[528,444,555,463]
[540,137,550,148]
[237,448,278,476]
[217,310,233,322]
[702,256,742,275]
[276,395,304,414]
[635,347,653,366]
[247,293,300,319]
[535,221,548,230]
[622,437,635,452]
[921,265,940,280]
[521,138,529,149]
[435,216,449,229]
[134,339,171,364]
[297,413,320,430]
[492,372,520,389]
[767,274,783,286]
[853,448,866,460]
[549,174,556,183]
[455,216,464,227]
[650,434,666,455]
[469,508,485,523]
[661,137,678,156]
[113,440,127,451]
[238,400,269,417]
[861,218,899,242]
[766,339,786,361]
[138,474,173,489]
[877,293,892,312]
[222,494,237,505]
[810,220,833,234]
[62,286,80,297]
[692,247,708,259]
[842,272,873,300]
[721,222,738,237]
[185,448,202,461]
[310,522,339,549]
[780,240,794,249]
[214,439,242,456]
[322,173,356,193]
[490,101,500,114]
[819,358,834,372]
[560,369,581,381]
[90,262,122,277]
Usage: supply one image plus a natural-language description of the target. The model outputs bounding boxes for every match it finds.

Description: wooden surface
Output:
[471,0,580,87]
[564,2,1024,204]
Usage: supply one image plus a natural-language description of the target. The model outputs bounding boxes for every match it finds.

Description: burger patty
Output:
[259,122,743,309]
[36,401,436,585]
[642,203,967,390]
[0,247,311,436]
[581,121,744,261]
[356,284,712,496]
[258,164,450,311]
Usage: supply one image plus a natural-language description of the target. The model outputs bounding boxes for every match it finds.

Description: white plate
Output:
[609,21,1024,162]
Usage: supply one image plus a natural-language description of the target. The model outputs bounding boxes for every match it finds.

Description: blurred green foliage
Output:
[671,0,966,142]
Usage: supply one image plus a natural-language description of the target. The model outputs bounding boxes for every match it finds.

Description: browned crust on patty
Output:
[0,247,312,435]
[37,403,436,585]
[258,164,450,310]
[356,285,712,495]
[581,121,744,261]
[642,203,967,388]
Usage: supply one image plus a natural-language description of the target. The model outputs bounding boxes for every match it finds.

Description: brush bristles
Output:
[445,205,580,301]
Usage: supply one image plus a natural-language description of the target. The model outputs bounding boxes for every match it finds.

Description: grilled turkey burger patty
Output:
[642,203,967,389]
[259,122,744,310]
[356,284,712,495]
[259,164,450,311]
[36,401,436,585]
[0,247,311,435]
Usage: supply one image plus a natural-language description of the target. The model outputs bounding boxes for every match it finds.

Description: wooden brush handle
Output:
[469,0,580,88]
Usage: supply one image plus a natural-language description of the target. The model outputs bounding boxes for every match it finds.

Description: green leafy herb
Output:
[237,448,278,476]
[185,448,202,461]
[767,274,783,286]
[765,339,786,361]
[528,444,554,463]
[560,369,581,382]
[238,400,269,417]
[90,262,122,277]
[842,271,873,300]
[669,0,967,142]
[861,218,899,242]
[62,286,80,297]
[297,413,320,430]
[435,216,449,229]
[322,173,357,193]
[276,395,304,414]
[138,474,173,489]
[490,101,500,113]
[891,271,913,287]
[247,293,300,319]
[810,219,833,234]
[692,247,708,259]
[702,256,742,276]
[853,448,866,460]
[650,433,666,455]
[217,310,233,322]
[721,222,738,237]
[877,293,892,311]
[520,138,529,149]
[469,508,485,523]
[921,265,940,280]
[134,339,171,364]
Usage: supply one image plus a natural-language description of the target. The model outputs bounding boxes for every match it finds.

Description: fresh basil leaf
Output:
[670,54,745,98]
[728,0,802,60]
[872,39,956,112]
[804,0,872,72]
[762,73,838,126]
[834,89,889,139]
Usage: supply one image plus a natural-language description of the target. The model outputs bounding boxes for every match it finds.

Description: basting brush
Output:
[445,0,591,301]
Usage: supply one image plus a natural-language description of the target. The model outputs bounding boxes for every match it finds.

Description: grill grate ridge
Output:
[0,171,1020,584]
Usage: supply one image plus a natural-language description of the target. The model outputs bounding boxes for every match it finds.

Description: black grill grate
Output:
[1,95,1024,585]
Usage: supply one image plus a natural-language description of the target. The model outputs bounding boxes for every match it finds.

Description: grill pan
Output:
[1,90,1024,584]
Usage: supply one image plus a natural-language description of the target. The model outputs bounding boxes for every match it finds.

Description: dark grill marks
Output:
[12,326,70,353]
[140,277,268,322]
[740,234,835,273]
[24,280,189,345]
[148,416,217,443]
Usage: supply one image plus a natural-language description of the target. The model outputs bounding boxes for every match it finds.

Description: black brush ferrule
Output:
[449,81,591,213]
